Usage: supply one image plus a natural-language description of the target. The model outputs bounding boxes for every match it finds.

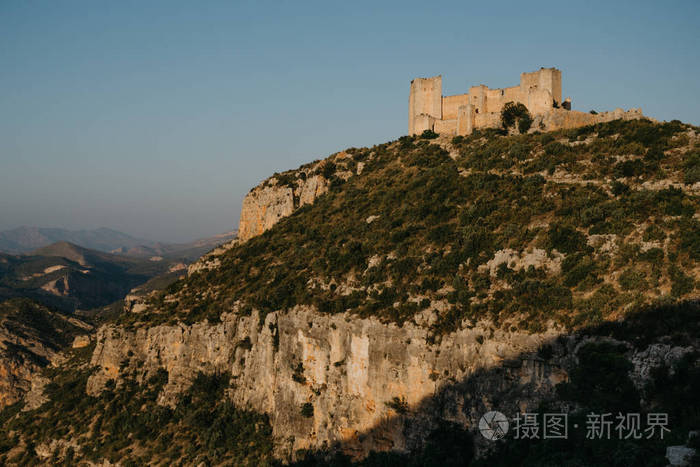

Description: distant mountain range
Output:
[0,227,147,254]
[0,226,236,261]
[0,241,177,312]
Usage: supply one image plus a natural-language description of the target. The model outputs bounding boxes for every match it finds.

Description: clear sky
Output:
[1,0,698,242]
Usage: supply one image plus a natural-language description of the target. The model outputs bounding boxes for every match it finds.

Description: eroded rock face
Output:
[0,350,39,408]
[237,174,329,243]
[87,306,567,457]
[85,303,699,460]
[0,310,90,409]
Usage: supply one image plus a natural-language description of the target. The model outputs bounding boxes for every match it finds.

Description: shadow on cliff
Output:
[285,300,700,467]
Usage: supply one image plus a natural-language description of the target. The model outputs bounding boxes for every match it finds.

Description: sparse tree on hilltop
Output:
[501,101,533,134]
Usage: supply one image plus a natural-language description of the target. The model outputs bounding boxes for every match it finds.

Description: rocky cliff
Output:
[86,303,696,459]
[87,305,565,457]
[238,169,330,242]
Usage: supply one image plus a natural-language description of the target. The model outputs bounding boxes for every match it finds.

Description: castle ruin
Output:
[409,67,644,136]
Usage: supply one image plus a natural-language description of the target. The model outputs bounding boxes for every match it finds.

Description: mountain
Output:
[0,227,150,255]
[0,241,179,312]
[1,119,699,465]
[109,231,237,261]
[0,227,237,262]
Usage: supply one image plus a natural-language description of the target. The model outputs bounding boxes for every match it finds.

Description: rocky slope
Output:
[0,299,91,408]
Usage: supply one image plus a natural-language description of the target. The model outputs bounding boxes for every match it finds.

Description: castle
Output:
[409,67,645,136]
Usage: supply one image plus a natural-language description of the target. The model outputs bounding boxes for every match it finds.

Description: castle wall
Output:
[409,76,442,135]
[474,112,501,129]
[457,105,473,135]
[434,118,457,135]
[482,85,523,113]
[441,94,469,120]
[538,108,645,132]
[412,114,436,135]
[526,88,555,115]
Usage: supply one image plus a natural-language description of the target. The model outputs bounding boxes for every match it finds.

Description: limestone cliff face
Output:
[87,305,568,457]
[238,172,329,243]
[85,306,696,459]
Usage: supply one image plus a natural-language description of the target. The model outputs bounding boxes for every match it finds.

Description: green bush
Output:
[385,396,409,414]
[419,129,439,139]
[546,224,590,254]
[683,152,700,185]
[501,102,532,134]
[618,268,648,290]
[300,402,314,418]
[670,265,695,297]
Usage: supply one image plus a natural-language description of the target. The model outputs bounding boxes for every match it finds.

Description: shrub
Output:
[683,152,700,185]
[611,180,630,196]
[546,224,590,254]
[385,396,409,414]
[613,159,646,178]
[291,362,306,384]
[321,161,336,179]
[643,224,666,242]
[420,129,439,139]
[670,265,695,297]
[638,247,664,263]
[300,403,314,418]
[501,102,532,134]
[618,268,648,291]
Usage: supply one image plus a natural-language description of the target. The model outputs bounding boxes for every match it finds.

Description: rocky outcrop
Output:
[87,305,568,458]
[237,172,329,242]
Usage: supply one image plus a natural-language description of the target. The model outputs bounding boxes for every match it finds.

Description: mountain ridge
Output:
[0,226,236,261]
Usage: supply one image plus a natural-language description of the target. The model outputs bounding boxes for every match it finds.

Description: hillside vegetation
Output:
[121,119,699,337]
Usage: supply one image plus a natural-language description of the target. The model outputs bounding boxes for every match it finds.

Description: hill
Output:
[1,119,699,465]
[0,242,179,312]
[132,119,699,334]
[109,231,237,261]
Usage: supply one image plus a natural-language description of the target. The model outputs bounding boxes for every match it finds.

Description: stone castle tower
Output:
[409,67,644,136]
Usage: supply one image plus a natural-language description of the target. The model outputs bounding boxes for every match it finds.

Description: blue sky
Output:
[1,0,698,242]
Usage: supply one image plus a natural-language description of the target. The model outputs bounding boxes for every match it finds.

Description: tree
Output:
[500,102,533,134]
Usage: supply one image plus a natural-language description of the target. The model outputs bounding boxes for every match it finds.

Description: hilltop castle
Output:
[409,67,644,136]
